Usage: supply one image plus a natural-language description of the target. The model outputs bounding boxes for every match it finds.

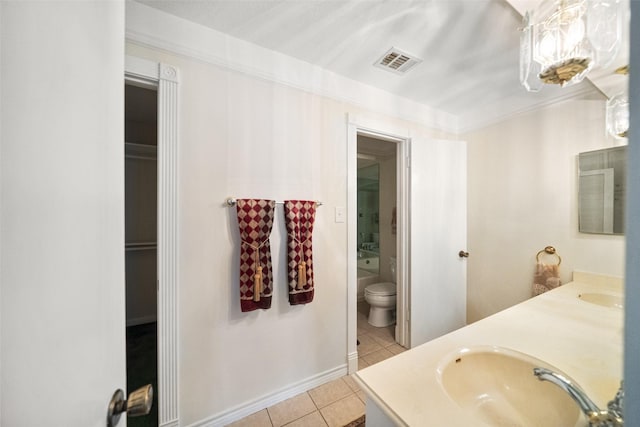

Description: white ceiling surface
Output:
[358,134,397,157]
[138,0,625,132]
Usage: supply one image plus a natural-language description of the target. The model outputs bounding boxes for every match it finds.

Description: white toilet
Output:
[364,257,397,327]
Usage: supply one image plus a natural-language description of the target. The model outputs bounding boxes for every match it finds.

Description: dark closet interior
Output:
[125,83,158,427]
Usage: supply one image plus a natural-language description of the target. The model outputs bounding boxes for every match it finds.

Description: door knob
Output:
[107,384,153,427]
[458,250,469,258]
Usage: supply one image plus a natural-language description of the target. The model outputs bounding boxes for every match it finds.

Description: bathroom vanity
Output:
[354,272,623,426]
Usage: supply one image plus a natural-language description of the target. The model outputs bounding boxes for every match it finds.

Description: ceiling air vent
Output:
[374,47,422,75]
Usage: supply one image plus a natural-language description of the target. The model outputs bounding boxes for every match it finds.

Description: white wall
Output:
[174,49,349,423]
[464,99,626,322]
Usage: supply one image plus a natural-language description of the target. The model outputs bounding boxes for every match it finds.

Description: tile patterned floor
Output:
[227,302,406,427]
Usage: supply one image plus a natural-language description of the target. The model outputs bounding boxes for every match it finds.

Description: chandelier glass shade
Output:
[606,92,629,139]
[520,0,622,91]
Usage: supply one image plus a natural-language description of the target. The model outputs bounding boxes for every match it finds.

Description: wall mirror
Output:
[578,146,627,235]
[357,163,380,274]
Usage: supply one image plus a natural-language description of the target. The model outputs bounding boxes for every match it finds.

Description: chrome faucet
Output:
[533,367,624,426]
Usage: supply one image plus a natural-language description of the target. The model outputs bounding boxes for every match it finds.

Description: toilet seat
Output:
[365,282,396,296]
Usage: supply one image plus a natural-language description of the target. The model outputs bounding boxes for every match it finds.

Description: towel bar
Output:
[225,197,323,207]
[536,246,562,265]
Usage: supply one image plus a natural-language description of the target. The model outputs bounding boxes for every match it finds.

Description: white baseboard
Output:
[187,365,349,427]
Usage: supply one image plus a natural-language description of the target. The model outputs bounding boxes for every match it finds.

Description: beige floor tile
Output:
[368,327,395,347]
[356,324,370,336]
[283,410,328,427]
[356,334,382,356]
[357,357,370,370]
[356,390,367,404]
[357,326,374,337]
[308,378,353,409]
[226,409,273,427]
[370,334,395,348]
[319,395,365,427]
[342,375,360,392]
[357,313,376,335]
[357,317,376,333]
[362,347,394,366]
[268,393,317,427]
[387,343,407,355]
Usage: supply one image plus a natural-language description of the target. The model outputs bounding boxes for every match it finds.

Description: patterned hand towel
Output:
[285,200,317,305]
[236,199,276,312]
[532,263,561,296]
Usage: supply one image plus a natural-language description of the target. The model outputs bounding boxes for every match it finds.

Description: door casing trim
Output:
[125,55,180,427]
[347,114,410,374]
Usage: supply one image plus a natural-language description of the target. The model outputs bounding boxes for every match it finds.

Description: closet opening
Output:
[125,82,158,427]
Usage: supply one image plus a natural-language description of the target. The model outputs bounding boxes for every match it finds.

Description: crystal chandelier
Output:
[520,0,622,92]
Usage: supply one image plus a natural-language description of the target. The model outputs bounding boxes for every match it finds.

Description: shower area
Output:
[357,162,380,297]
[356,135,397,301]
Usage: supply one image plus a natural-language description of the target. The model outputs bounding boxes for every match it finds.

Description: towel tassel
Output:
[254,266,263,301]
[241,238,268,302]
[297,261,307,290]
[253,248,262,302]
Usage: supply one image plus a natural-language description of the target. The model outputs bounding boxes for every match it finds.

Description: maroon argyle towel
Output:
[236,199,276,312]
[285,200,317,305]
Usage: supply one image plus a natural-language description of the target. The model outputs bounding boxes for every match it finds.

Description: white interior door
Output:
[0,3,127,425]
[409,138,467,347]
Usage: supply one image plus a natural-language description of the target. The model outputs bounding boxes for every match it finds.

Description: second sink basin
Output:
[437,346,583,427]
[578,292,623,308]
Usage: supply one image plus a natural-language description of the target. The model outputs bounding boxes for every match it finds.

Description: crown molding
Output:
[458,82,603,134]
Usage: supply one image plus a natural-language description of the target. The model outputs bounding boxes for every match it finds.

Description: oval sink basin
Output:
[578,293,623,309]
[437,347,583,427]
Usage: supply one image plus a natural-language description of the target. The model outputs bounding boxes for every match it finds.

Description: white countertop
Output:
[354,272,624,426]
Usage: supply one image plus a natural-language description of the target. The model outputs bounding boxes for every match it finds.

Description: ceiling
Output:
[358,134,397,167]
[138,0,629,132]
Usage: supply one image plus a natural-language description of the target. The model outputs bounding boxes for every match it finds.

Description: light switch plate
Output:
[335,207,346,223]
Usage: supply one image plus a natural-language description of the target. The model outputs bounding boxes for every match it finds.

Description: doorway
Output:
[347,121,410,374]
[356,135,399,366]
[125,83,159,426]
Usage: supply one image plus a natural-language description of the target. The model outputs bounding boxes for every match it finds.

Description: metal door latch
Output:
[107,384,153,427]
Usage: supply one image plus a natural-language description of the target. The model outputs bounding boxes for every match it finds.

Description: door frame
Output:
[347,114,410,373]
[125,55,180,427]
